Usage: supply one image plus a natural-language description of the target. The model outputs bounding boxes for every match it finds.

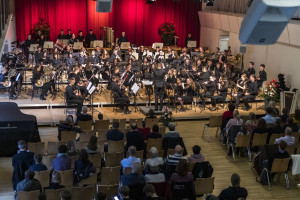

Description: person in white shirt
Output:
[275,127,295,146]
[121,146,141,173]
[144,147,164,172]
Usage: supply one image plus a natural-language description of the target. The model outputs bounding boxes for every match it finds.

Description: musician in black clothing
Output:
[66,53,75,70]
[234,73,248,108]
[257,64,267,88]
[78,51,87,66]
[34,46,43,64]
[121,65,133,87]
[214,62,222,80]
[191,65,200,81]
[24,34,32,60]
[66,29,72,40]
[199,75,216,108]
[52,54,61,69]
[180,51,190,64]
[185,33,193,47]
[152,63,167,111]
[65,77,84,115]
[38,35,45,48]
[86,29,97,47]
[182,58,192,71]
[211,76,228,111]
[35,30,42,43]
[219,50,228,64]
[207,60,214,72]
[32,64,51,100]
[138,46,145,61]
[112,78,131,114]
[69,34,78,46]
[57,29,66,40]
[196,59,204,72]
[125,51,136,62]
[76,31,85,42]
[118,31,128,45]
[241,74,258,111]
[247,62,256,76]
[178,78,196,111]
[166,69,176,89]
[199,66,210,84]
[89,50,100,65]
[168,50,177,63]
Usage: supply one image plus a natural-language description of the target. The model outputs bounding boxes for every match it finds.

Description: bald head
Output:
[285,127,292,136]
[175,145,183,155]
[128,146,136,156]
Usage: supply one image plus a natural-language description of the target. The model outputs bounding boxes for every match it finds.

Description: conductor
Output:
[152,63,167,111]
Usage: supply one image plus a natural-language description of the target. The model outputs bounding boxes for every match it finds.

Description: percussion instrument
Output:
[54,40,66,52]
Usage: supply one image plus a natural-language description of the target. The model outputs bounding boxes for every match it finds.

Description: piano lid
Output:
[0,102,37,122]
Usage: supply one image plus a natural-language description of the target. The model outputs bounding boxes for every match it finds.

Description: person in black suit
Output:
[32,64,52,100]
[12,140,35,190]
[118,31,128,45]
[152,63,167,111]
[74,106,93,125]
[38,35,45,48]
[211,76,228,111]
[185,33,193,47]
[86,29,97,47]
[76,31,85,43]
[247,61,256,76]
[112,78,131,114]
[148,125,162,139]
[65,77,84,115]
[242,74,258,111]
[199,75,216,108]
[24,34,32,61]
[35,30,42,43]
[125,123,145,151]
[107,121,124,141]
[58,115,81,141]
[57,29,66,40]
[34,46,43,64]
[257,64,267,88]
[66,29,72,40]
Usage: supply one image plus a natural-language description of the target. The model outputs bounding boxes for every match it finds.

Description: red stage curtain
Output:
[15,0,201,47]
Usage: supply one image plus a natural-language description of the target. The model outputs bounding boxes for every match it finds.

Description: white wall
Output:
[0,15,16,55]
[199,11,300,108]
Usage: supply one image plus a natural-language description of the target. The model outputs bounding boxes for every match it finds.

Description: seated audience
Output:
[121,146,141,173]
[86,135,101,154]
[74,149,95,183]
[284,117,299,132]
[15,170,42,199]
[121,162,145,186]
[119,186,130,200]
[144,109,157,128]
[274,127,295,146]
[217,173,248,200]
[245,112,257,134]
[144,147,164,172]
[268,117,284,134]
[45,170,64,189]
[221,103,235,130]
[164,123,180,138]
[262,140,290,170]
[166,145,187,166]
[60,190,72,200]
[12,140,34,190]
[29,154,47,172]
[98,113,104,120]
[169,160,194,184]
[187,145,205,163]
[74,105,93,125]
[252,118,267,135]
[224,110,243,145]
[280,107,288,123]
[66,140,78,156]
[52,144,72,171]
[58,115,81,141]
[145,165,166,183]
[227,124,248,156]
[293,109,300,124]
[143,184,164,200]
[148,125,162,139]
[107,121,124,141]
[126,123,145,151]
[262,107,276,124]
[269,101,279,116]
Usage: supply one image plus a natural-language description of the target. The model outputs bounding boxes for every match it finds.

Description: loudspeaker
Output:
[96,0,113,13]
[239,45,247,54]
[239,0,300,45]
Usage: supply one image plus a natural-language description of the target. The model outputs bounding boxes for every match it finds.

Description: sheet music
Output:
[131,83,140,95]
[88,85,96,95]
[87,82,92,91]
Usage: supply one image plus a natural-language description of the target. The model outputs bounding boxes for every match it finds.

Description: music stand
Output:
[120,42,130,50]
[152,43,163,49]
[91,40,104,48]
[131,82,140,112]
[73,42,83,50]
[29,44,39,52]
[43,41,54,50]
[132,52,139,60]
[187,41,197,48]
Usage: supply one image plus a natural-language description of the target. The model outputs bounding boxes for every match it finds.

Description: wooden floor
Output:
[1,120,300,199]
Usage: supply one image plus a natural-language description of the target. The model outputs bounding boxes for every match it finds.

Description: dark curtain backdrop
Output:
[15,0,201,47]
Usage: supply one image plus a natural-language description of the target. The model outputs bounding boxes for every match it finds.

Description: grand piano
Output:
[0,102,40,156]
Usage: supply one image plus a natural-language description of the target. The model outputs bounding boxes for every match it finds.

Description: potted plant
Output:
[259,79,281,108]
[158,22,176,46]
[159,107,175,127]
[32,18,51,40]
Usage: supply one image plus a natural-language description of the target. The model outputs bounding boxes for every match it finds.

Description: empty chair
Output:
[97,129,108,141]
[78,120,93,131]
[78,169,98,186]
[61,131,77,142]
[105,152,123,167]
[249,133,268,161]
[97,184,119,198]
[100,166,121,185]
[75,142,88,151]
[70,155,79,169]
[17,190,40,200]
[27,142,45,155]
[45,188,65,200]
[229,134,251,162]
[129,118,143,128]
[57,169,74,187]
[108,140,124,153]
[119,119,127,130]
[95,120,110,130]
[42,155,56,171]
[34,170,50,188]
[145,118,160,129]
[292,132,300,144]
[159,126,167,136]
[285,144,296,155]
[48,141,66,155]
[195,177,215,196]
[89,153,102,168]
[80,130,96,142]
[72,185,95,200]
[146,138,163,152]
[202,115,222,142]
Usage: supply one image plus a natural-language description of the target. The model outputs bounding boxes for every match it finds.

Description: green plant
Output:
[158,22,176,46]
[32,18,51,40]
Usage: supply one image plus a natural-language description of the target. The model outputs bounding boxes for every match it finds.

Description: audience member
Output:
[252,118,267,135]
[29,154,47,172]
[15,170,42,199]
[217,173,248,200]
[284,117,299,132]
[148,125,162,139]
[119,186,130,200]
[121,162,145,186]
[170,159,193,183]
[126,123,145,151]
[12,140,34,190]
[187,145,205,163]
[268,117,284,134]
[245,112,257,134]
[146,109,157,119]
[145,165,166,183]
[262,140,290,170]
[293,109,300,124]
[280,108,288,123]
[45,170,65,189]
[107,121,124,141]
[143,184,163,200]
[74,106,93,125]
[86,135,101,154]
[121,146,141,173]
[224,110,243,145]
[164,123,180,138]
[269,101,279,116]
[98,113,104,120]
[274,127,295,146]
[74,149,95,184]
[262,107,275,124]
[222,103,235,129]
[58,115,81,141]
[67,140,78,156]
[144,147,164,172]
[53,144,72,171]
[166,145,187,168]
[60,190,72,200]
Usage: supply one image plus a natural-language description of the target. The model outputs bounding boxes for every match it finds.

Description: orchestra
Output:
[0,29,267,115]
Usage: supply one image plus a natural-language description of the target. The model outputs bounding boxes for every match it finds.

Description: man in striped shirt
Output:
[166,145,187,166]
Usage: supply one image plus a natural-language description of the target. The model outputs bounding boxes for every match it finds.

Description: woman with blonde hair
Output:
[177,78,196,112]
[223,110,243,145]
